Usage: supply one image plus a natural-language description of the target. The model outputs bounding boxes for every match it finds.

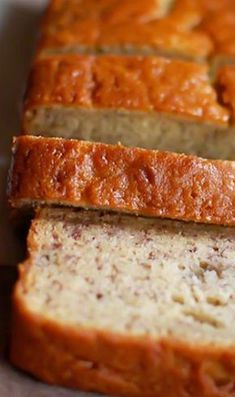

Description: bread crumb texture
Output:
[19,208,235,343]
[11,208,235,396]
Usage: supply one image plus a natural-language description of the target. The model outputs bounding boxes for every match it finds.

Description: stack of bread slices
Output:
[7,1,235,396]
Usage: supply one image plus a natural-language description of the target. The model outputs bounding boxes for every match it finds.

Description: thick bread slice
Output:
[22,55,235,160]
[9,136,235,226]
[11,207,235,397]
[39,0,235,66]
[38,0,211,61]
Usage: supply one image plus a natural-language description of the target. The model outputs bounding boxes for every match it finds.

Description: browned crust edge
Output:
[21,54,229,127]
[8,136,235,226]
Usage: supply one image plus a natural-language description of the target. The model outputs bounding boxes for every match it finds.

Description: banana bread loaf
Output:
[8,136,235,226]
[11,207,235,397]
[22,54,235,160]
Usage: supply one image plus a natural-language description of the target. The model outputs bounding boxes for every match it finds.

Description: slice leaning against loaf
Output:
[22,54,235,160]
[11,207,235,397]
[38,0,211,61]
[8,136,235,226]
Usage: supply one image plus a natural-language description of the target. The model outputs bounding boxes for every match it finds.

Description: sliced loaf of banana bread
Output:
[8,136,235,226]
[11,207,235,397]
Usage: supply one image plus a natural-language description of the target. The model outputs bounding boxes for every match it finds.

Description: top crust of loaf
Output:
[200,5,235,59]
[23,55,229,125]
[38,0,235,64]
[38,0,212,60]
[199,0,235,12]
[9,136,235,226]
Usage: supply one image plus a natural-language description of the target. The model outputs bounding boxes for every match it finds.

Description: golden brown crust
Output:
[38,0,212,60]
[199,0,235,12]
[37,0,235,64]
[217,66,235,121]
[23,55,229,125]
[10,228,235,397]
[9,136,235,226]
[200,6,235,59]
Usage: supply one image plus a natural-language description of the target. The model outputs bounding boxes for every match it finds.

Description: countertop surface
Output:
[0,1,101,395]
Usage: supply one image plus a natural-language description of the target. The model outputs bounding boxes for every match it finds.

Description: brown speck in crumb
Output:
[85,277,94,285]
[96,293,103,300]
[148,252,156,260]
[52,280,63,291]
[69,268,77,276]
[71,228,82,240]
[64,255,75,262]
[178,264,186,270]
[105,226,118,238]
[110,264,119,282]
[52,232,59,241]
[189,247,197,253]
[145,237,153,243]
[143,230,153,243]
[52,242,62,249]
[45,295,52,304]
[96,258,103,270]
[39,254,50,265]
[141,263,151,270]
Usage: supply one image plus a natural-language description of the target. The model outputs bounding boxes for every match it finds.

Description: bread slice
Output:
[11,207,235,397]
[9,136,235,226]
[22,54,235,160]
[38,0,211,61]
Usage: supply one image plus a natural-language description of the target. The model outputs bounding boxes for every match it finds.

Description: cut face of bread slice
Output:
[11,207,235,397]
[9,136,235,226]
[38,0,211,61]
[22,55,235,160]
